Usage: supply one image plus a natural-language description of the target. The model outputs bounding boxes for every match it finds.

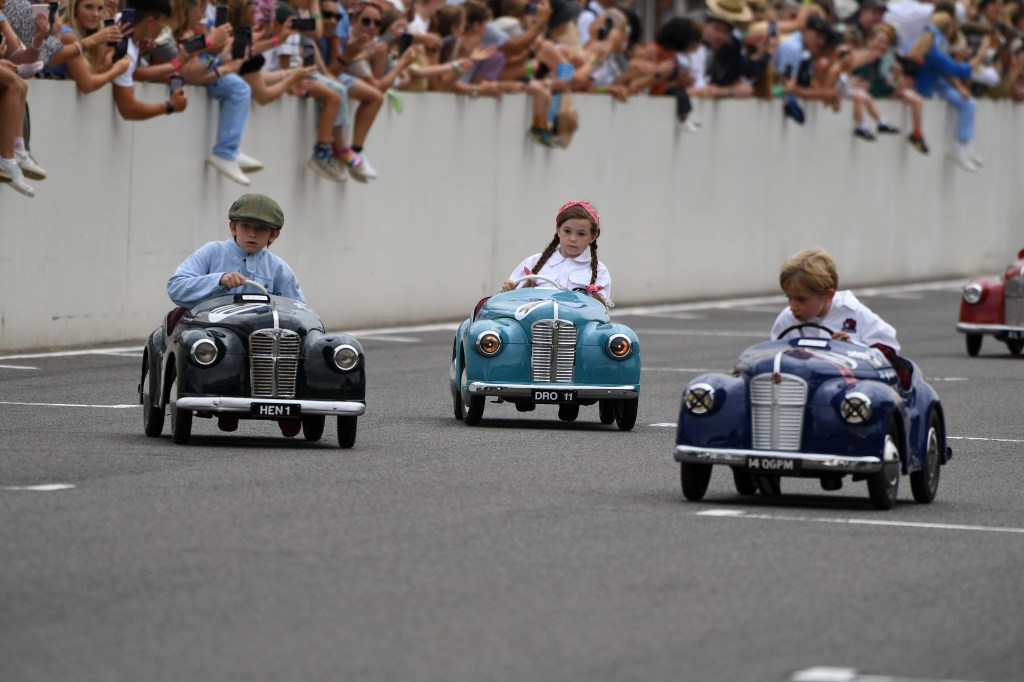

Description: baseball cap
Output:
[228,194,285,229]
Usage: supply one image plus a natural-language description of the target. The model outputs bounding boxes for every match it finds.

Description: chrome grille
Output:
[249,329,301,398]
[1006,276,1024,326]
[750,373,808,451]
[531,320,577,382]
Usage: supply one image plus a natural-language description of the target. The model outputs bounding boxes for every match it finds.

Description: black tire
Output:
[1006,338,1023,356]
[558,404,579,422]
[169,375,192,445]
[680,463,712,501]
[965,333,982,357]
[755,475,781,497]
[615,398,638,431]
[731,468,758,495]
[598,399,616,424]
[302,416,325,441]
[337,416,357,448]
[141,359,164,437]
[460,365,484,426]
[451,357,463,420]
[867,417,901,510]
[910,412,942,503]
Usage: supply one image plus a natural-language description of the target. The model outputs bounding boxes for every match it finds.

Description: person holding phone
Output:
[111,0,188,120]
[40,0,132,92]
[575,0,616,46]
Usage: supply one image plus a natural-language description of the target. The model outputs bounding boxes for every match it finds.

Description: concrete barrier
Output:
[1,80,1021,351]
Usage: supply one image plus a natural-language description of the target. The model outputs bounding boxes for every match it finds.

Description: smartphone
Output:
[397,32,413,55]
[231,25,251,59]
[525,2,537,14]
[302,44,316,67]
[169,74,184,93]
[113,36,129,61]
[292,17,316,31]
[118,7,135,27]
[768,19,777,38]
[596,16,613,41]
[104,17,117,45]
[214,4,229,26]
[47,2,59,25]
[181,33,207,53]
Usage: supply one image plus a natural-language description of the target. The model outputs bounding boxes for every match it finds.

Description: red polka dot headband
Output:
[557,200,600,231]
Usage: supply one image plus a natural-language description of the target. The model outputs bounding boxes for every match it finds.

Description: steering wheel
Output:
[510,274,564,289]
[776,322,836,340]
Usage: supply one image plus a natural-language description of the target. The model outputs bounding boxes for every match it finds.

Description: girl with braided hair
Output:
[499,200,612,305]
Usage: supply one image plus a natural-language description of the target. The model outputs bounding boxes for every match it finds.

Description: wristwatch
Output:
[165,100,175,115]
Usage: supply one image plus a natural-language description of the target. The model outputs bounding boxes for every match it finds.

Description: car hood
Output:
[189,294,325,335]
[735,339,893,382]
[478,289,610,327]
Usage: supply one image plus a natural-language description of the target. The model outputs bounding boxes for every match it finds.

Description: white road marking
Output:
[0,364,38,370]
[650,423,677,428]
[928,377,969,382]
[1,484,75,492]
[637,329,766,338]
[697,509,1024,535]
[0,346,142,360]
[949,436,1024,444]
[0,402,137,409]
[791,666,985,682]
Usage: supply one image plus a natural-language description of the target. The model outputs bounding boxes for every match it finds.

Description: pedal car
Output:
[139,281,366,447]
[449,275,640,429]
[673,323,950,510]
[957,247,1024,356]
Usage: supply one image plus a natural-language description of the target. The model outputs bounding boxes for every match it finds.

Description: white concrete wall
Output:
[2,80,1021,351]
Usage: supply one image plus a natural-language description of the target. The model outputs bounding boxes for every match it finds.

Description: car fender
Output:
[959,276,1004,325]
[676,373,749,448]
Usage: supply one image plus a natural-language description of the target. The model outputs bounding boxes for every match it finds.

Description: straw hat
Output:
[706,0,754,25]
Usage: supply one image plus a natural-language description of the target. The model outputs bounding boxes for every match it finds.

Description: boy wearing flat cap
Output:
[167,194,305,308]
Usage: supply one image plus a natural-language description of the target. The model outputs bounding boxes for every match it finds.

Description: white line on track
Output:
[0,364,38,370]
[650,423,677,428]
[0,401,137,409]
[949,435,1024,443]
[791,665,986,682]
[697,509,1024,535]
[0,346,142,361]
[1,484,75,492]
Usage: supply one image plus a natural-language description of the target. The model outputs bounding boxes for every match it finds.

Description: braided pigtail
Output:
[530,235,562,281]
[588,241,609,306]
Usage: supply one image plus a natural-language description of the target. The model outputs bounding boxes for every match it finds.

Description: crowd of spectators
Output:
[3,0,1023,198]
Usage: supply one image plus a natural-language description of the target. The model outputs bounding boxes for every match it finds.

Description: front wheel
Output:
[141,359,164,437]
[303,416,325,441]
[1006,337,1023,356]
[558,404,579,422]
[460,365,484,426]
[337,416,357,448]
[598,400,616,424]
[451,357,463,420]
[867,417,901,510]
[680,463,712,501]
[169,375,192,445]
[731,468,758,495]
[965,333,982,357]
[615,398,638,431]
[910,412,942,503]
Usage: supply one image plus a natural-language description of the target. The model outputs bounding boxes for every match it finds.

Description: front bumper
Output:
[175,396,366,416]
[674,444,883,475]
[956,322,1024,335]
[469,382,638,399]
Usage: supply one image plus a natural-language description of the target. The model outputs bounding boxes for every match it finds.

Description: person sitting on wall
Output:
[111,0,189,120]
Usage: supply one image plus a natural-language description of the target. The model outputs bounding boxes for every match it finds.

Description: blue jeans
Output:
[207,73,252,160]
[934,79,975,143]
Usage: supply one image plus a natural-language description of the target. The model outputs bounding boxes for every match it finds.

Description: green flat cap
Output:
[228,193,285,229]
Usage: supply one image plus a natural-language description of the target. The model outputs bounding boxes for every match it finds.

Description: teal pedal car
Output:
[449,275,641,429]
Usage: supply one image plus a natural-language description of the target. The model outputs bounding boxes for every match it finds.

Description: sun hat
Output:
[706,0,754,26]
[228,194,285,230]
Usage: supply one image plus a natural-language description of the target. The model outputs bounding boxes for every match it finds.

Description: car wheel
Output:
[680,463,712,501]
[731,467,758,495]
[910,411,942,503]
[1006,338,1023,356]
[451,357,463,420]
[558,404,579,422]
[169,374,192,445]
[615,398,638,431]
[337,416,357,448]
[598,399,615,424]
[302,416,325,441]
[754,475,781,497]
[867,417,901,510]
[460,365,484,426]
[142,359,164,437]
[965,334,982,357]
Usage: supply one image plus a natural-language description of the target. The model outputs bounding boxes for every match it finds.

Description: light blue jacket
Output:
[167,238,304,308]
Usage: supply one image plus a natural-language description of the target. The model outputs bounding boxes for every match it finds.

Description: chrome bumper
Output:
[956,322,1024,334]
[674,444,883,474]
[175,396,366,416]
[469,382,638,399]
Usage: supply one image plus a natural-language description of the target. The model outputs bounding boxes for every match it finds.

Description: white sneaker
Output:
[307,155,345,183]
[949,152,980,172]
[15,150,46,180]
[0,158,35,197]
[236,151,264,173]
[679,118,702,134]
[206,155,251,186]
[344,155,378,183]
[970,152,985,168]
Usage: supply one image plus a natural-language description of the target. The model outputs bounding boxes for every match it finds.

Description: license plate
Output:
[250,402,301,417]
[746,456,801,473]
[1009,331,1023,340]
[532,389,577,404]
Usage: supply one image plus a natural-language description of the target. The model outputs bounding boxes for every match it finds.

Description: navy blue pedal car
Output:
[673,323,951,509]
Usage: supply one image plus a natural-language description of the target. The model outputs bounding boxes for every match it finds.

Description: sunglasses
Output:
[321,10,341,19]
[360,16,381,27]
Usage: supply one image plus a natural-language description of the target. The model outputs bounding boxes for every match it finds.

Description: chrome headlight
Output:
[840,392,872,424]
[190,338,218,366]
[684,383,715,415]
[606,333,633,359]
[962,283,983,305]
[475,331,502,356]
[333,344,360,372]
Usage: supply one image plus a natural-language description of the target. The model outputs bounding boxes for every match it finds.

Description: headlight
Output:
[333,344,360,371]
[684,383,715,415]
[606,333,632,359]
[475,331,502,356]
[840,392,872,424]
[190,338,218,366]
[962,283,983,305]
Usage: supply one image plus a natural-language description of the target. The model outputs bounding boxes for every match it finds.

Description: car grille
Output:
[1006,275,1024,326]
[750,373,808,451]
[249,329,301,398]
[531,320,577,383]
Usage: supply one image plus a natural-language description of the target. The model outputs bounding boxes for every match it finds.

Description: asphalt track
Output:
[1,282,1022,682]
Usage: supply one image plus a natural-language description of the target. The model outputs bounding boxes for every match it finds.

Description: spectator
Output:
[691,0,771,99]
[621,17,701,126]
[572,7,632,102]
[0,49,34,195]
[576,0,616,46]
[828,40,900,140]
[841,0,887,47]
[111,0,190,121]
[777,12,843,122]
[227,0,316,108]
[41,0,133,91]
